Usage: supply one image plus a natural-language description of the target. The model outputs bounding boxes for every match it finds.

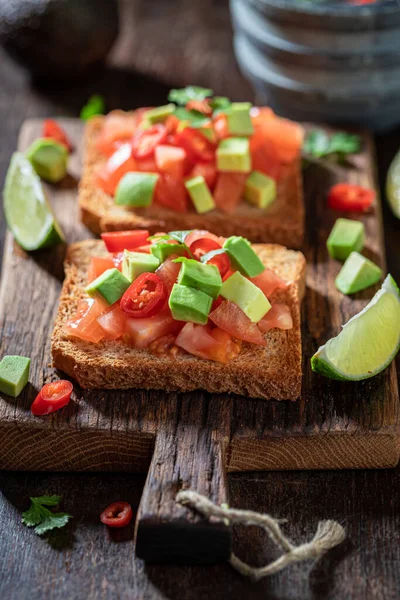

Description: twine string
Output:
[176,490,345,582]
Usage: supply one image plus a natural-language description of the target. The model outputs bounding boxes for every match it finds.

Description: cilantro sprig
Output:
[303,130,361,161]
[22,495,72,536]
[80,95,106,121]
[168,86,213,106]
[149,231,195,259]
[168,87,232,124]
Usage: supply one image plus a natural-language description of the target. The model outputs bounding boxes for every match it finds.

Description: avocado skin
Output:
[0,0,119,79]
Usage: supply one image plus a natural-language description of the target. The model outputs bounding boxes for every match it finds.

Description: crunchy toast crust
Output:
[51,241,306,401]
[79,112,305,247]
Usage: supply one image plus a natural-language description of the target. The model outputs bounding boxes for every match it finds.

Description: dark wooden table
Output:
[1,2,400,597]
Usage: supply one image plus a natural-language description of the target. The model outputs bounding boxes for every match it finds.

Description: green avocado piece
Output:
[185,175,215,213]
[143,104,176,125]
[151,242,187,262]
[327,218,365,261]
[244,170,276,209]
[169,284,213,325]
[223,236,264,277]
[85,268,130,304]
[115,172,159,207]
[220,271,271,322]
[226,102,254,136]
[335,252,382,295]
[122,250,160,282]
[176,257,222,299]
[26,138,68,183]
[0,355,30,397]
[216,138,251,173]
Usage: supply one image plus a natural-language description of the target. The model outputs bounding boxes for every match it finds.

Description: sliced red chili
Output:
[190,238,221,260]
[120,272,167,318]
[31,380,73,416]
[101,230,150,252]
[131,124,167,159]
[42,119,73,152]
[207,252,231,278]
[175,128,216,163]
[328,183,375,212]
[100,501,133,528]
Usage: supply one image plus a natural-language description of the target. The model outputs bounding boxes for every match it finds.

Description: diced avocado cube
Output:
[221,271,271,323]
[335,252,382,295]
[217,138,251,173]
[244,170,276,209]
[185,176,215,214]
[151,242,187,262]
[26,138,68,183]
[327,218,365,261]
[198,125,216,143]
[85,268,130,304]
[176,257,222,299]
[0,355,30,397]
[115,172,158,207]
[223,236,265,277]
[226,102,254,136]
[143,103,176,125]
[122,250,160,282]
[169,284,212,325]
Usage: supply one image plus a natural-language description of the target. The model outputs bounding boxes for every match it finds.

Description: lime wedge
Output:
[3,152,65,251]
[311,275,400,380]
[386,148,400,218]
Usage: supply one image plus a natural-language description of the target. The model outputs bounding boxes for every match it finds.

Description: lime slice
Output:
[3,152,65,251]
[386,148,400,218]
[311,275,400,381]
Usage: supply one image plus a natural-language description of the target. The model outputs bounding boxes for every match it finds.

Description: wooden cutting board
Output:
[0,120,398,563]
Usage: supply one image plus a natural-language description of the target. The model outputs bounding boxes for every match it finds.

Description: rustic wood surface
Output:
[1,0,400,597]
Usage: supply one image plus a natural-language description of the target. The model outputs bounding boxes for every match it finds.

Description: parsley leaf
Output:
[22,495,72,536]
[168,86,213,106]
[80,95,105,120]
[303,129,362,159]
[209,96,231,115]
[167,230,193,243]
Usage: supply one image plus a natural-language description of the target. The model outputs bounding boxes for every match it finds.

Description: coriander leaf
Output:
[168,230,193,243]
[303,129,362,159]
[328,132,361,155]
[173,107,210,128]
[168,86,213,106]
[209,96,231,115]
[80,95,105,120]
[22,495,72,536]
[303,130,330,157]
[200,248,226,263]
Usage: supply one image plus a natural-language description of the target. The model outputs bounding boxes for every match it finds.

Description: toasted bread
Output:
[51,240,306,401]
[79,113,305,247]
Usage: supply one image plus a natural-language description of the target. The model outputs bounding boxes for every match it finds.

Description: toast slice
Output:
[79,113,305,247]
[51,240,306,401]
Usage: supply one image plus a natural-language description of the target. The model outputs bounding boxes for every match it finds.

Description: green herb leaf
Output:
[173,107,210,128]
[80,95,106,121]
[303,129,362,159]
[168,86,213,106]
[22,495,72,536]
[168,230,193,243]
[209,96,231,115]
[200,248,226,264]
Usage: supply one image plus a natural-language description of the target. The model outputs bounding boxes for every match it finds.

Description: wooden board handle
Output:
[135,411,231,564]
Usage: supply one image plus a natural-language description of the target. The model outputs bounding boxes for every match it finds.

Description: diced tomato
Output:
[43,119,73,152]
[125,310,182,349]
[134,245,152,254]
[327,183,375,212]
[190,238,221,260]
[87,256,115,283]
[212,296,223,311]
[97,304,127,340]
[209,300,266,346]
[250,107,275,130]
[96,113,138,156]
[155,145,186,179]
[175,128,216,163]
[185,230,223,248]
[185,99,213,116]
[251,268,287,298]
[190,162,217,190]
[120,273,167,318]
[156,256,182,292]
[155,175,188,212]
[132,124,167,159]
[175,323,240,364]
[100,501,133,528]
[213,173,246,214]
[136,157,158,172]
[213,114,229,140]
[250,144,282,182]
[251,108,304,164]
[63,298,107,343]
[31,380,73,416]
[101,230,150,252]
[222,268,235,282]
[165,114,180,134]
[95,143,137,196]
[258,304,293,333]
